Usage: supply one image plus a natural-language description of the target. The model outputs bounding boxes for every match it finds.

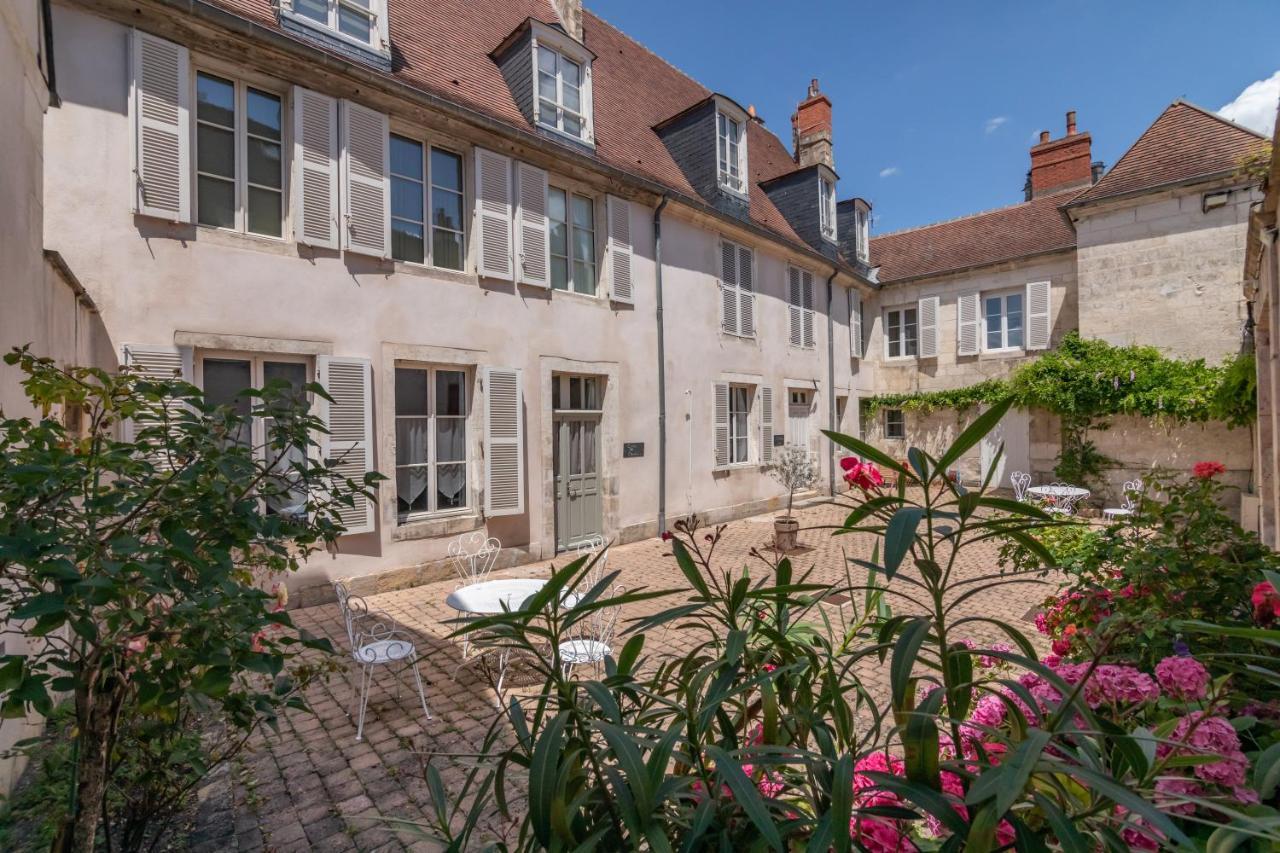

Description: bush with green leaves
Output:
[0,348,373,852]
[392,400,1280,850]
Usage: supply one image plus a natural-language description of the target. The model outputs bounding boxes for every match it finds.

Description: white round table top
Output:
[446,578,547,614]
[1026,484,1090,498]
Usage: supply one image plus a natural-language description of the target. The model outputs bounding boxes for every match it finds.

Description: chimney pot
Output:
[1039,130,1050,144]
[808,78,820,98]
[1066,110,1077,136]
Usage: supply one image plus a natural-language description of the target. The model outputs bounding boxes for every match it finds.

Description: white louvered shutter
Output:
[130,30,190,222]
[475,148,514,280]
[607,195,634,303]
[1026,281,1052,350]
[850,291,864,359]
[737,245,755,337]
[484,367,524,516]
[713,381,730,468]
[122,344,193,460]
[316,356,376,535]
[760,386,775,463]
[788,267,803,347]
[514,162,550,287]
[293,86,339,249]
[720,241,738,334]
[801,269,815,348]
[957,293,980,356]
[340,101,390,258]
[918,296,939,359]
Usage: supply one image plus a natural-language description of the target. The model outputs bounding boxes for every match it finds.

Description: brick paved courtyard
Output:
[195,497,1060,852]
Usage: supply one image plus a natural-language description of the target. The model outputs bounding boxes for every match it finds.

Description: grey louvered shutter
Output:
[918,296,939,359]
[801,269,815,348]
[850,291,864,359]
[720,240,738,334]
[484,367,524,516]
[122,344,193,462]
[1026,281,1051,350]
[760,386,775,463]
[292,86,339,249]
[713,381,730,468]
[607,195,634,303]
[475,148,514,280]
[130,30,190,222]
[737,245,755,337]
[957,293,980,356]
[788,267,803,347]
[515,162,549,287]
[316,356,376,535]
[340,101,390,258]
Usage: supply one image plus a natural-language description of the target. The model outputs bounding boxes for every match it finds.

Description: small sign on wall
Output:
[623,442,645,458]
[773,434,785,447]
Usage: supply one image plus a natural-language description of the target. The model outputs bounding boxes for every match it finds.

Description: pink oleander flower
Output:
[1155,655,1210,701]
[1253,581,1280,627]
[660,530,673,541]
[250,629,268,654]
[1192,460,1226,479]
[124,636,148,655]
[270,581,289,613]
[842,457,885,491]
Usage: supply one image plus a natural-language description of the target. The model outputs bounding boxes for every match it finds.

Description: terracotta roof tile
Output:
[1072,100,1267,205]
[869,189,1080,284]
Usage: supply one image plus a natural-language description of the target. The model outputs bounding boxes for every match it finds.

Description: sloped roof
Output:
[1071,100,1267,205]
[869,188,1080,284]
[197,0,817,252]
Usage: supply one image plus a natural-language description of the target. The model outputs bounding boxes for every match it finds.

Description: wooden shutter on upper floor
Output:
[607,195,634,303]
[800,268,815,348]
[713,381,730,469]
[316,356,376,535]
[130,30,190,222]
[483,367,524,516]
[293,86,339,249]
[340,100,390,258]
[122,344,193,461]
[474,148,514,280]
[788,267,803,347]
[720,240,738,334]
[918,296,939,359]
[850,291,864,359]
[515,161,550,287]
[1026,281,1052,350]
[957,293,980,356]
[737,245,755,337]
[760,386,775,463]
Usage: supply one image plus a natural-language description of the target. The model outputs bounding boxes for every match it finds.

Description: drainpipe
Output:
[826,267,839,496]
[654,194,671,534]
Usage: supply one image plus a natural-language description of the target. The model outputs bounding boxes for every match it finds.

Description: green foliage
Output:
[0,347,369,850]
[859,379,1010,416]
[1210,352,1259,429]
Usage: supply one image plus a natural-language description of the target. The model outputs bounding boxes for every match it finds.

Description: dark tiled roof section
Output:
[1072,100,1268,205]
[200,1,811,248]
[869,189,1080,284]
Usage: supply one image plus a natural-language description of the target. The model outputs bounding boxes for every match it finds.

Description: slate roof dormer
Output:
[761,163,840,259]
[653,94,753,222]
[837,197,873,271]
[492,17,597,151]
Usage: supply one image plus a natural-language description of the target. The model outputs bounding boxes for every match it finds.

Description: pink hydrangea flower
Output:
[850,816,915,852]
[1153,777,1200,816]
[1196,752,1249,787]
[977,643,1013,669]
[853,751,905,809]
[1160,713,1241,758]
[1154,655,1209,700]
[1085,664,1160,708]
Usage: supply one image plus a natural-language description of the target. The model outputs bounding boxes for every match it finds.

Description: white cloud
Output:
[879,166,900,178]
[984,116,1009,135]
[1218,70,1280,135]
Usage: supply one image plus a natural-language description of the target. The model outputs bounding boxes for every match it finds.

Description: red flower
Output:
[842,458,885,491]
[660,531,673,541]
[1192,461,1226,479]
[1253,581,1280,626]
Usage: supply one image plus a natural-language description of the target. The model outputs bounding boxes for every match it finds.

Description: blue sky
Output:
[588,0,1279,235]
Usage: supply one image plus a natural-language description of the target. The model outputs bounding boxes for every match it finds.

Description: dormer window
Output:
[820,177,837,241]
[855,205,869,262]
[282,0,388,53]
[717,110,746,194]
[537,46,586,140]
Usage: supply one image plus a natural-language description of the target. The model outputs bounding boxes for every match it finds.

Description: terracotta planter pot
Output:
[774,516,800,551]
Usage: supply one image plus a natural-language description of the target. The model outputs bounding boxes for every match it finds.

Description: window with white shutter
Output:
[788,266,815,348]
[760,386,775,463]
[850,291,864,359]
[720,238,755,337]
[515,162,550,287]
[713,381,730,468]
[483,366,524,516]
[957,293,980,356]
[1025,281,1052,350]
[474,148,514,280]
[316,355,376,535]
[122,344,193,457]
[917,296,939,359]
[885,307,918,358]
[606,195,634,303]
[293,86,339,249]
[130,30,190,222]
[982,291,1025,351]
[340,100,390,258]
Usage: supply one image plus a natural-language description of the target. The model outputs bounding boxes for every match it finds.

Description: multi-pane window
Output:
[389,134,465,270]
[195,72,283,237]
[820,178,837,241]
[201,355,309,516]
[885,307,918,358]
[289,0,381,46]
[885,408,906,440]
[855,206,870,262]
[537,46,586,140]
[984,292,1024,351]
[729,385,751,464]
[552,375,601,411]
[549,187,597,294]
[717,111,744,193]
[394,367,468,520]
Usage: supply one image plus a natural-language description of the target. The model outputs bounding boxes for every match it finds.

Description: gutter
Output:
[653,194,670,534]
[825,267,838,496]
[1062,169,1255,213]
[41,0,59,107]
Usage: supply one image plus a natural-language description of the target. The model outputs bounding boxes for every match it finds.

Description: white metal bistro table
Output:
[446,578,550,702]
[1025,484,1090,515]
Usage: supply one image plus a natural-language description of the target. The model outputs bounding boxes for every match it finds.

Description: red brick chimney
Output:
[792,79,833,169]
[1028,110,1093,198]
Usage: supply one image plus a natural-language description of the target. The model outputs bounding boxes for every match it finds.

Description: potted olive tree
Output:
[766,445,817,551]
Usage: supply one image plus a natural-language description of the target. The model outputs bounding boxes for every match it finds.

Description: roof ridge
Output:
[1173,97,1270,140]
[867,188,1081,240]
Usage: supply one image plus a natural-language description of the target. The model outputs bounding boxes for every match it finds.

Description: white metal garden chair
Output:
[1011,471,1031,502]
[568,535,610,604]
[448,531,501,586]
[333,580,431,742]
[1103,479,1142,521]
[557,584,624,678]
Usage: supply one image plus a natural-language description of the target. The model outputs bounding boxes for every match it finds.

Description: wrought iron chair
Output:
[334,580,431,742]
[568,535,610,604]
[557,584,624,678]
[1103,479,1142,521]
[1011,471,1032,502]
[448,531,501,586]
